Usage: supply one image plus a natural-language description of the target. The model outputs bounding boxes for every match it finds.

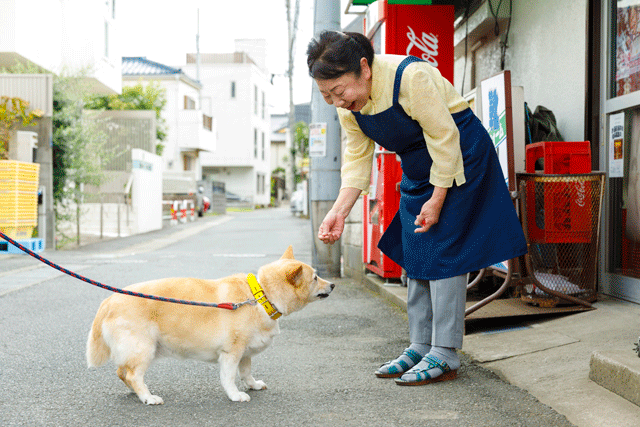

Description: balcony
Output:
[176,110,216,153]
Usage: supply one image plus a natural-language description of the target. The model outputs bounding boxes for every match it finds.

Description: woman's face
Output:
[315,57,372,112]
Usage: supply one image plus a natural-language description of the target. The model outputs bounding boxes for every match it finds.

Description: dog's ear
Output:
[286,265,303,287]
[281,245,295,260]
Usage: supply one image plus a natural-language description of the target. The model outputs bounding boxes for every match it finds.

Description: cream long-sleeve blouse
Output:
[338,54,470,194]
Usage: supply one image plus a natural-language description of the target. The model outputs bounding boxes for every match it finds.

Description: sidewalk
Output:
[363,273,640,427]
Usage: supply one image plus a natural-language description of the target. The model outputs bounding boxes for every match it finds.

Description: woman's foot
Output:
[375,343,429,378]
[395,347,460,386]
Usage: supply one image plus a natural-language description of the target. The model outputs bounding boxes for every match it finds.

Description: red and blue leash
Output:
[0,231,256,310]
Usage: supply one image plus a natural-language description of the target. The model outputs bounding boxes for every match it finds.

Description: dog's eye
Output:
[313,274,318,281]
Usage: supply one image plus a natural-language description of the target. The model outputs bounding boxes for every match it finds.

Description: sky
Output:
[116,0,362,114]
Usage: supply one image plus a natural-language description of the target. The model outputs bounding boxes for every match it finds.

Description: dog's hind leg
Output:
[239,356,267,391]
[117,366,134,391]
[117,361,163,405]
[219,351,251,402]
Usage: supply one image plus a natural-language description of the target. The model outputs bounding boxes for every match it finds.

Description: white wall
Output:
[454,0,587,142]
[132,148,162,233]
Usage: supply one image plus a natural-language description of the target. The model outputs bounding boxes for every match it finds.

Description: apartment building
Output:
[182,39,272,207]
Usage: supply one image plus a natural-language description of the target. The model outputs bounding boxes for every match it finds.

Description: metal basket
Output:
[516,173,605,307]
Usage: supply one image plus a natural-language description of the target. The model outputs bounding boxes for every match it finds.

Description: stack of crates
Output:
[524,141,591,243]
[0,160,40,240]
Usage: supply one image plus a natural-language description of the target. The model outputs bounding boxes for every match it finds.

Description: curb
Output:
[589,350,640,407]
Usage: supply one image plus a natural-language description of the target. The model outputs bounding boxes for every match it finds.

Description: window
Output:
[261,132,265,161]
[254,128,258,158]
[615,2,640,97]
[184,96,196,110]
[261,91,265,119]
[183,154,193,171]
[257,173,265,194]
[231,81,236,99]
[254,85,258,115]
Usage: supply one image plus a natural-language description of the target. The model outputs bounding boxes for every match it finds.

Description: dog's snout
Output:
[330,283,335,290]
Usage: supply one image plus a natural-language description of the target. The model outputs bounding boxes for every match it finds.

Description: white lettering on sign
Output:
[405,26,439,67]
[575,181,586,208]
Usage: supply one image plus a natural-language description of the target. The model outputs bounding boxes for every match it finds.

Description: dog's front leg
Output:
[219,352,250,402]
[239,356,267,391]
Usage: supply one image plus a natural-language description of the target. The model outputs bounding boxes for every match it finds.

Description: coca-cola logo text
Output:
[405,26,439,67]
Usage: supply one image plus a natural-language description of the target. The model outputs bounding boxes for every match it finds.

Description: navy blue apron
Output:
[353,56,528,280]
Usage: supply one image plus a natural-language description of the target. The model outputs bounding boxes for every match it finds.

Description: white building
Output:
[121,57,216,193]
[270,113,290,174]
[0,0,122,249]
[0,0,121,94]
[182,40,272,207]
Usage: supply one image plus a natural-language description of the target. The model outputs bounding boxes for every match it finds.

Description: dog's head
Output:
[257,246,334,315]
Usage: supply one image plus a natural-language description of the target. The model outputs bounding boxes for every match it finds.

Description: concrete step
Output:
[589,349,640,407]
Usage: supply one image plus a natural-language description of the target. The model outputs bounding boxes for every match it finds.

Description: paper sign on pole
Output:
[309,123,327,157]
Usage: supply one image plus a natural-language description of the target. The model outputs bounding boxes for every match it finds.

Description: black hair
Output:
[306,31,375,80]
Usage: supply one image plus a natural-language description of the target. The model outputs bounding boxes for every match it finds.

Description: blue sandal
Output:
[395,354,458,386]
[375,348,423,378]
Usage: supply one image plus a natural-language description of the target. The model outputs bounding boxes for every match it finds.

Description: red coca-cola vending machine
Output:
[362,1,454,279]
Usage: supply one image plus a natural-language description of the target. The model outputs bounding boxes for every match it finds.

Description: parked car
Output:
[226,191,251,204]
[290,189,304,215]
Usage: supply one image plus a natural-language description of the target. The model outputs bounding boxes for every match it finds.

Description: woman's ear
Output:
[360,57,372,80]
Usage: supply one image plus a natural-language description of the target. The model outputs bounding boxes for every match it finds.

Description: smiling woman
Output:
[306,29,528,387]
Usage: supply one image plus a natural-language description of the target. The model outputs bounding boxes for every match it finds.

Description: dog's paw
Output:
[249,380,267,390]
[142,395,164,405]
[229,391,251,402]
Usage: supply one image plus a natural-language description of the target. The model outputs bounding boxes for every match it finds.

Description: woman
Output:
[306,31,528,386]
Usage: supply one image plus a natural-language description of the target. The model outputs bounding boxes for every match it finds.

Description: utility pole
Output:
[196,8,201,108]
[310,0,341,277]
[285,0,300,199]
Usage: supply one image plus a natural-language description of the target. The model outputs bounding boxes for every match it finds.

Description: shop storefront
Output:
[601,0,640,303]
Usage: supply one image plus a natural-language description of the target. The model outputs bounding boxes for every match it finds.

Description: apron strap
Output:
[393,56,425,105]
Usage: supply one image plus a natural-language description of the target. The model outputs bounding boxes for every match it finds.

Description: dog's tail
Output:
[86,304,110,368]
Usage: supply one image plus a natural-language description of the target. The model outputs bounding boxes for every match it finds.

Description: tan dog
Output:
[86,246,334,405]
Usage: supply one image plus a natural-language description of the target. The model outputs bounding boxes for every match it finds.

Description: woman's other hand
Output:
[414,186,447,233]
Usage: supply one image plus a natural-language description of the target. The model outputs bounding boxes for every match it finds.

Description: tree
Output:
[86,81,167,155]
[1,63,116,247]
[52,72,117,247]
[0,96,43,159]
[290,121,309,183]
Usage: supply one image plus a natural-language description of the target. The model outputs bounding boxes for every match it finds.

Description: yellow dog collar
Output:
[247,273,282,320]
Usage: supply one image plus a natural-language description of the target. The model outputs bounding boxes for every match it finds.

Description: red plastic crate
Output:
[527,181,591,243]
[525,141,591,174]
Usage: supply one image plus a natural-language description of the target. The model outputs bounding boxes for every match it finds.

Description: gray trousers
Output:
[407,274,467,349]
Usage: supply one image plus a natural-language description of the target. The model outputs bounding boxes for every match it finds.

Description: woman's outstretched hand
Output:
[318,211,345,245]
[318,187,362,245]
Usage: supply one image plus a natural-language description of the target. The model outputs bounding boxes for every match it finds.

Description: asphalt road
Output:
[0,207,573,426]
